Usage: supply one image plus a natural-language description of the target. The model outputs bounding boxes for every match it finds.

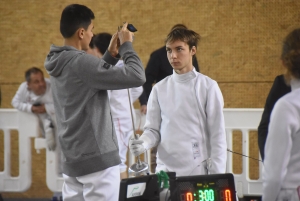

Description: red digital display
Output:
[186,192,193,201]
[225,189,231,201]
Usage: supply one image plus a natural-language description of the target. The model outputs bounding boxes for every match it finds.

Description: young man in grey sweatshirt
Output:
[44,4,145,201]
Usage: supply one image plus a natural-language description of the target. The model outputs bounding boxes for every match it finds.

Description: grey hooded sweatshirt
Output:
[44,42,145,177]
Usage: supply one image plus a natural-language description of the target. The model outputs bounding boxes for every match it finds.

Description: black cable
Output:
[227,149,262,162]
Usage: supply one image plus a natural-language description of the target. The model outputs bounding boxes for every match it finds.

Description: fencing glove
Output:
[129,137,145,157]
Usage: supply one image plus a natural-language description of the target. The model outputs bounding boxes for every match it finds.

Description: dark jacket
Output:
[258,74,291,160]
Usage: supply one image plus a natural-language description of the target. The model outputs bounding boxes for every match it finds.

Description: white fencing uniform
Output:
[108,61,143,173]
[263,79,300,201]
[141,68,227,176]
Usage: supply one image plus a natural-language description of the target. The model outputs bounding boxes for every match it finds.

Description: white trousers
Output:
[62,165,120,201]
[113,118,133,173]
[275,189,299,201]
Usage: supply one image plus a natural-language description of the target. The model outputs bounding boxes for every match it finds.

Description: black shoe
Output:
[51,196,58,201]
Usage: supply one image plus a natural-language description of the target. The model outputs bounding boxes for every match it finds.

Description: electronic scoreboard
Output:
[119,173,237,201]
[169,173,237,201]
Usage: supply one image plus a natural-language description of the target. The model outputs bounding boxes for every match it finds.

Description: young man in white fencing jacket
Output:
[129,28,227,176]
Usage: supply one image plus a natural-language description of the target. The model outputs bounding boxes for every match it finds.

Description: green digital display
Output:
[199,189,215,201]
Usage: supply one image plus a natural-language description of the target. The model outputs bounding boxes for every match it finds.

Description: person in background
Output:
[12,67,56,151]
[89,32,143,179]
[257,74,291,160]
[138,23,200,172]
[130,27,227,176]
[11,67,62,201]
[86,35,97,56]
[263,28,300,201]
[44,4,145,201]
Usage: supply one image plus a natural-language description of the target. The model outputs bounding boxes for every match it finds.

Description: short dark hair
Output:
[282,28,300,79]
[25,67,43,82]
[92,33,112,55]
[60,4,95,38]
[170,24,188,31]
[165,28,200,50]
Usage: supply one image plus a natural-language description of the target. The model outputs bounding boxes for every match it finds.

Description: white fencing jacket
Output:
[108,60,143,122]
[141,68,227,176]
[263,79,300,201]
[108,61,143,172]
